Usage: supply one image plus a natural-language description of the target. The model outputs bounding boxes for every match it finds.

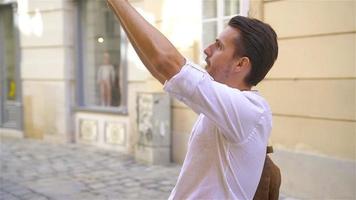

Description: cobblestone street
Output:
[0,136,296,200]
[0,136,180,200]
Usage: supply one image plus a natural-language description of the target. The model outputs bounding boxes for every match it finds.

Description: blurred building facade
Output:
[0,0,355,199]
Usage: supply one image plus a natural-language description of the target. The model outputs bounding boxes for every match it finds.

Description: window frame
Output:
[201,0,249,63]
[0,2,23,129]
[75,0,128,115]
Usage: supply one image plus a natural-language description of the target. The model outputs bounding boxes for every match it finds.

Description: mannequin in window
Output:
[97,52,115,106]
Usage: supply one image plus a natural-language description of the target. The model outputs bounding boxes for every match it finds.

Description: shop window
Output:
[77,0,127,112]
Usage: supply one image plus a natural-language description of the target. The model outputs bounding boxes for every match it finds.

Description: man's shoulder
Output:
[242,91,271,111]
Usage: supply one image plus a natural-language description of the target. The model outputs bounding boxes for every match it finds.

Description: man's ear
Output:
[233,56,250,73]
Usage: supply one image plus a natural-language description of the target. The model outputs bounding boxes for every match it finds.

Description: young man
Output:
[107,0,278,199]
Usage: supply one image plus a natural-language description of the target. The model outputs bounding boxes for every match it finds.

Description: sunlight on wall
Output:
[161,0,200,48]
[16,0,43,37]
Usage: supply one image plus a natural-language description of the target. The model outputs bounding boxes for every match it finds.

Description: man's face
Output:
[204,26,240,83]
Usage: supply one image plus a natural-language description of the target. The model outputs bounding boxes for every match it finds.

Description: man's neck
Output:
[223,76,252,91]
[234,82,252,91]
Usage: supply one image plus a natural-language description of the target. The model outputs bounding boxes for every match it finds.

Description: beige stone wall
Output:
[256,0,356,198]
[260,0,355,160]
[21,0,75,142]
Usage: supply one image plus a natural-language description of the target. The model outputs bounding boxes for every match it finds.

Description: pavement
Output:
[0,136,296,200]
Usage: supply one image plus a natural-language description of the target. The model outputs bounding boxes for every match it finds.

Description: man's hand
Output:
[107,0,185,84]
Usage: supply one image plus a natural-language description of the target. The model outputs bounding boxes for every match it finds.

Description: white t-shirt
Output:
[163,61,272,200]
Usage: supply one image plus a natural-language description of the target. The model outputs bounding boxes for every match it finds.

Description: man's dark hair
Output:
[228,16,278,86]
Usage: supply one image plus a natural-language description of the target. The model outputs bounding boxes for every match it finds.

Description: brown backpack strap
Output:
[254,146,281,200]
[267,146,273,154]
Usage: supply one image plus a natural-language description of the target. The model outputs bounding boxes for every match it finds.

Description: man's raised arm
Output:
[107,0,185,84]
